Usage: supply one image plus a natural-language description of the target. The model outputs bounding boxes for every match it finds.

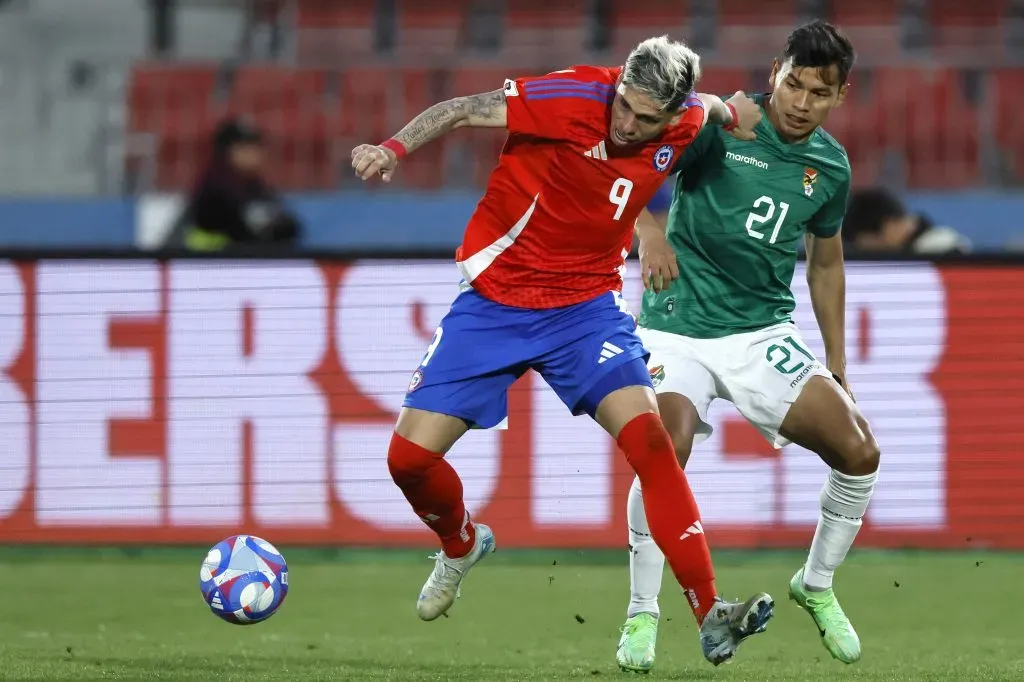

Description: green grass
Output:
[1,548,1022,680]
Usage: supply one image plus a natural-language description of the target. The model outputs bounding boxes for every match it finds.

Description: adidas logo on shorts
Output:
[597,341,623,364]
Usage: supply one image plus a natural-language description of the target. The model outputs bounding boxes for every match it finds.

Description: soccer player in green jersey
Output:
[616,21,877,672]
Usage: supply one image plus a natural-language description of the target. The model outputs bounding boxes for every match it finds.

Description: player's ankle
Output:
[440,515,476,558]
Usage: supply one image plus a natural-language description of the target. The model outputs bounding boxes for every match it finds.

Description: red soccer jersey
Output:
[454,64,706,309]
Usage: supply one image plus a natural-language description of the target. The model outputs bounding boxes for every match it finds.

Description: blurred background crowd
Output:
[0,0,1017,254]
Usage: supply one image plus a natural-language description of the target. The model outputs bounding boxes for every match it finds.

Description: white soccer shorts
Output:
[638,323,832,448]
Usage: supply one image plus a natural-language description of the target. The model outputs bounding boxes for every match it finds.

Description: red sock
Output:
[617,412,718,624]
[387,433,476,558]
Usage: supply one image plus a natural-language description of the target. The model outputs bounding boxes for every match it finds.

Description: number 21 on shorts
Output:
[765,335,815,374]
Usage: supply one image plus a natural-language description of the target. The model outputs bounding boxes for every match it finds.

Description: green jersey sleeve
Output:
[808,170,850,238]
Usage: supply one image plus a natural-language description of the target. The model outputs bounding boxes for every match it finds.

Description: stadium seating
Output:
[930,0,1007,62]
[125,62,992,191]
[395,1,474,60]
[295,2,376,63]
[120,2,1024,191]
[607,0,690,59]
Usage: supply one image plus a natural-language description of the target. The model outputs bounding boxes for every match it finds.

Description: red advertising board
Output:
[0,259,1022,548]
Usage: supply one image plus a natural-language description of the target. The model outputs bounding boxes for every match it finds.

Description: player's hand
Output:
[830,367,856,403]
[637,227,679,293]
[351,144,399,182]
[724,91,761,141]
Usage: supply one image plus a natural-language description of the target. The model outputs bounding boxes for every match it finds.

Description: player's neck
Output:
[765,94,816,145]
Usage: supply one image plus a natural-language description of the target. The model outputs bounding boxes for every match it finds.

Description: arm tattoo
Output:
[392,89,506,154]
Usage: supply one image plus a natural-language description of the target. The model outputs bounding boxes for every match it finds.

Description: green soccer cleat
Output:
[789,568,862,664]
[616,612,659,673]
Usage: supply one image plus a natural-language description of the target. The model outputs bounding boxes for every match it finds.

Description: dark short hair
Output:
[783,20,855,87]
[842,187,907,240]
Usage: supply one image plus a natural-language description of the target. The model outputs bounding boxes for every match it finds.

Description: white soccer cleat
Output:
[416,523,496,621]
[699,593,775,666]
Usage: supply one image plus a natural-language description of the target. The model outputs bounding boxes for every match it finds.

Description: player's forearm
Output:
[697,94,732,128]
[390,90,507,154]
[635,207,667,239]
[807,259,847,370]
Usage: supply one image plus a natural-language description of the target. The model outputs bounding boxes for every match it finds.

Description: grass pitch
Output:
[0,547,1021,680]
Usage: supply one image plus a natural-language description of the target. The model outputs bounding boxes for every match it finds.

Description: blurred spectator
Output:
[842,187,971,255]
[165,118,301,251]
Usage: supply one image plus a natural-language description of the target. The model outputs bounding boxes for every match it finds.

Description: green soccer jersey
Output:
[639,94,851,338]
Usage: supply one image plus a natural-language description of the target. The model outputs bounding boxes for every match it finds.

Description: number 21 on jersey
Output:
[745,195,790,244]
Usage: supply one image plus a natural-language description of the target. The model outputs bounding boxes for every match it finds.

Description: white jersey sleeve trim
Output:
[457,194,539,283]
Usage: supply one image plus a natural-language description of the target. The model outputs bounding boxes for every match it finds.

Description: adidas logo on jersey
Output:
[726,151,769,169]
[680,521,704,540]
[597,341,623,364]
[584,141,608,160]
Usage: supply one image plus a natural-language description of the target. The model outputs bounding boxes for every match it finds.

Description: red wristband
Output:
[723,102,739,131]
[380,138,407,160]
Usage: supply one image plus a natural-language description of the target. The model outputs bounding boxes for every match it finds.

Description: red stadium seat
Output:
[696,68,755,97]
[930,0,1006,27]
[295,1,372,27]
[715,0,798,60]
[502,0,591,67]
[873,68,980,188]
[128,64,218,134]
[231,67,327,116]
[607,0,689,60]
[338,68,392,142]
[395,0,473,60]
[832,0,902,61]
[716,0,796,26]
[295,2,375,62]
[446,67,517,187]
[832,0,898,25]
[930,0,1007,63]
[993,70,1024,182]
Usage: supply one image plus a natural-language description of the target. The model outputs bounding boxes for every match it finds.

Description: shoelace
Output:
[423,552,463,597]
[620,616,657,647]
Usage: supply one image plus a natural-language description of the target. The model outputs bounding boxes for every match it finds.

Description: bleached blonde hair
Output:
[623,35,701,112]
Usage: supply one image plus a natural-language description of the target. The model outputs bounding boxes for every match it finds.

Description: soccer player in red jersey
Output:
[351,37,772,665]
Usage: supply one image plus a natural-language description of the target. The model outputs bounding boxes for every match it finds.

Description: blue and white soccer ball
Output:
[199,535,289,625]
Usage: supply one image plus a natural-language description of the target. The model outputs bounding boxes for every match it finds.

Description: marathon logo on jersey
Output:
[803,167,818,197]
[726,151,769,169]
[649,364,666,388]
[408,369,424,393]
[653,145,675,172]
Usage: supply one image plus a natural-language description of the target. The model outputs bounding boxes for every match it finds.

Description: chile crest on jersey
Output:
[653,144,675,172]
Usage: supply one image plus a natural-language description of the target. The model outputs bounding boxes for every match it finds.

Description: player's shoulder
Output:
[809,127,851,174]
[518,64,620,87]
[558,64,621,85]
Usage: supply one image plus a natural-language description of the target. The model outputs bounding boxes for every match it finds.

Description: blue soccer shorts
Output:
[402,287,652,429]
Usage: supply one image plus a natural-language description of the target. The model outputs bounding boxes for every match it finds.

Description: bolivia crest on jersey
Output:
[649,364,666,387]
[653,145,675,172]
[803,167,818,197]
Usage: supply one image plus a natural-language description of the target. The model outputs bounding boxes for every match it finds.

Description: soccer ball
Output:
[199,535,289,625]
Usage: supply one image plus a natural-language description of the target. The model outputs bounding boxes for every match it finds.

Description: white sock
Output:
[626,476,666,618]
[803,469,878,591]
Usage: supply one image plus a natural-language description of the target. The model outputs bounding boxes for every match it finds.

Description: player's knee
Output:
[618,412,675,474]
[837,437,880,476]
[387,432,438,482]
[667,428,694,468]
